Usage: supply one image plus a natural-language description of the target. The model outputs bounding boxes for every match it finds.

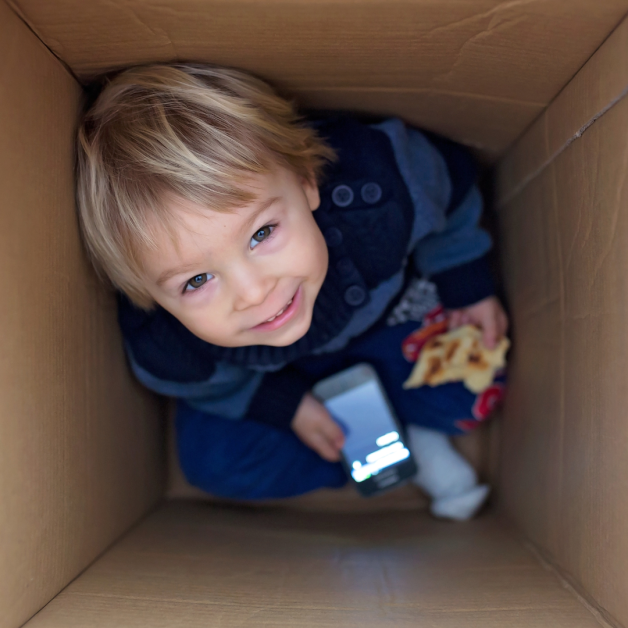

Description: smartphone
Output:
[312,363,418,497]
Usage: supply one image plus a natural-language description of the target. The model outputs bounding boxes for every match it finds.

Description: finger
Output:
[448,311,462,329]
[491,309,507,342]
[500,311,510,337]
[311,433,341,462]
[321,416,345,449]
[482,315,498,349]
[460,312,472,326]
[331,426,346,449]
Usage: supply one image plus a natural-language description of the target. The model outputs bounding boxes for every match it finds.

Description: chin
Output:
[264,314,312,347]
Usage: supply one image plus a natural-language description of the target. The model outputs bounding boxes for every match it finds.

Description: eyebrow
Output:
[241,195,281,232]
[155,195,281,288]
[156,261,203,288]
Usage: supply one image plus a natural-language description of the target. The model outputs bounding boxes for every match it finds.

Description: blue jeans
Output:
[176,318,505,500]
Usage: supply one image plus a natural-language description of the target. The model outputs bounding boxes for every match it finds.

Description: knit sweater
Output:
[118,116,495,429]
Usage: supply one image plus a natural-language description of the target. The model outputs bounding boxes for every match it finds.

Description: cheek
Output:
[308,227,329,278]
[176,306,234,344]
[286,222,328,277]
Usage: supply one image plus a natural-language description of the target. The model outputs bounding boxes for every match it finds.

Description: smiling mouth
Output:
[251,286,302,332]
[265,297,294,323]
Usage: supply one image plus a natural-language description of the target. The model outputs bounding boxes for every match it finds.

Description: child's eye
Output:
[250,225,275,249]
[183,273,213,293]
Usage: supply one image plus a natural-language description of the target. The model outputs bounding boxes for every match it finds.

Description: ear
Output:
[300,173,321,212]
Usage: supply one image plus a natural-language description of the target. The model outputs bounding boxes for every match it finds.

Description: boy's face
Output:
[141,166,328,348]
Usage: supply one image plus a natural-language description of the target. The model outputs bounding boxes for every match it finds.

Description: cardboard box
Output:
[1,1,628,626]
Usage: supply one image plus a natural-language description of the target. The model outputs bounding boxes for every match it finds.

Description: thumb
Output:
[482,315,498,349]
[311,432,342,462]
[322,416,346,449]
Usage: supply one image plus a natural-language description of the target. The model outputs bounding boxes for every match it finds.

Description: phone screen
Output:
[324,379,412,483]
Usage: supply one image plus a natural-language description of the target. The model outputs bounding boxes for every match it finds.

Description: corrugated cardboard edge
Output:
[497,11,628,207]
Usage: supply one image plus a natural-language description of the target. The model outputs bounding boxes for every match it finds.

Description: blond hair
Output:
[77,63,335,309]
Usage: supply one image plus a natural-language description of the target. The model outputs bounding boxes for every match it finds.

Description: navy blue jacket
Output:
[118,116,495,429]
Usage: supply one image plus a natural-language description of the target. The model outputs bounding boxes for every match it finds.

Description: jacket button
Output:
[324,227,343,247]
[344,285,366,306]
[361,182,382,204]
[336,258,354,276]
[332,184,354,207]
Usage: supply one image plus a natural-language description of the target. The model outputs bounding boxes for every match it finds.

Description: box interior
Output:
[2,1,628,627]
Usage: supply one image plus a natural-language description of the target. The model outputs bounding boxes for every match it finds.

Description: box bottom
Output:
[23,501,600,627]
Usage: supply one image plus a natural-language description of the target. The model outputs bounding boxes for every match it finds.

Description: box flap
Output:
[497,13,628,206]
[8,0,628,156]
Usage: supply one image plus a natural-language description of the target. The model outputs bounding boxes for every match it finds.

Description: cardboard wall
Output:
[496,16,628,627]
[8,0,628,158]
[0,4,165,627]
[3,0,628,625]
[20,502,605,628]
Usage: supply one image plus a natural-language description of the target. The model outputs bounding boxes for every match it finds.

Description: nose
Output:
[230,263,276,312]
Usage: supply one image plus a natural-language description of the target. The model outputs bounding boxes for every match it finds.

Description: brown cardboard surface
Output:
[2,0,628,625]
[497,12,628,205]
[23,502,601,627]
[497,161,566,551]
[294,87,542,158]
[0,4,164,628]
[497,48,628,628]
[8,0,628,155]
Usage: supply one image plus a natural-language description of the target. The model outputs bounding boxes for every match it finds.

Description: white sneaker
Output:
[431,484,491,521]
[407,425,491,521]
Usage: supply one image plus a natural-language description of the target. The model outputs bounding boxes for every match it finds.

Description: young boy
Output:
[77,63,508,520]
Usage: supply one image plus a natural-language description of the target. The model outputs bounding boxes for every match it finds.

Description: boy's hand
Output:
[291,393,345,462]
[448,296,509,350]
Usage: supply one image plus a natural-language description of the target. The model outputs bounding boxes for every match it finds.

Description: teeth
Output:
[265,298,293,323]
